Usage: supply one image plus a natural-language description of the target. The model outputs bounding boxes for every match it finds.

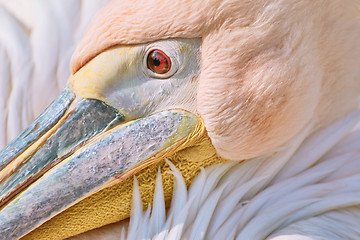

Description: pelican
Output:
[0,0,360,239]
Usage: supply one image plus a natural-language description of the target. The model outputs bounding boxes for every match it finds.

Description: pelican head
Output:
[0,0,359,239]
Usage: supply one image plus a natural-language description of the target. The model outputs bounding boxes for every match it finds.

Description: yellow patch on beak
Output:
[69,46,140,107]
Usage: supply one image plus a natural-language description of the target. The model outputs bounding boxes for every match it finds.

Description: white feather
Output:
[149,168,166,237]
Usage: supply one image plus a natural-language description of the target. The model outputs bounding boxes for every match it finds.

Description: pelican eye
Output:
[147,49,171,74]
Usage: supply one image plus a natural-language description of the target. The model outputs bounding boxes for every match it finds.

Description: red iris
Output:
[147,49,171,74]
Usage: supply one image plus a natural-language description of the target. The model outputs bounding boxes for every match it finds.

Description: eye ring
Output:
[146,49,171,74]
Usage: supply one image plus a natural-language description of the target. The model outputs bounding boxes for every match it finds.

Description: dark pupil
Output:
[153,57,161,66]
[147,50,171,74]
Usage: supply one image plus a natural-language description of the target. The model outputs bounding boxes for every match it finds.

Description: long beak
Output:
[0,85,203,239]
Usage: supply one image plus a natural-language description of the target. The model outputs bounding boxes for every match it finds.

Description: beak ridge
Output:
[0,87,75,171]
[0,103,201,239]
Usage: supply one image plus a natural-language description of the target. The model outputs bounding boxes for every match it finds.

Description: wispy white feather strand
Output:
[149,169,166,237]
[165,160,188,226]
[188,182,229,240]
[127,177,143,240]
[274,110,360,182]
[206,176,266,238]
